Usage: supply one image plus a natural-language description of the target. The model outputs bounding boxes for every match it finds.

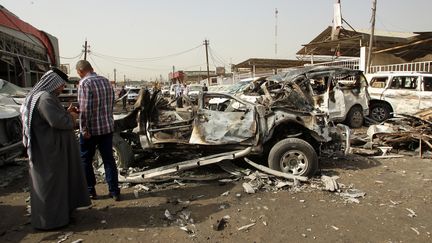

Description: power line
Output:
[91,44,202,62]
[208,46,227,66]
[60,53,83,59]
[89,55,108,77]
[90,53,169,71]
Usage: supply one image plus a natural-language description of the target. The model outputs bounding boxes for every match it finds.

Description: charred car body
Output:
[0,79,25,165]
[113,67,352,178]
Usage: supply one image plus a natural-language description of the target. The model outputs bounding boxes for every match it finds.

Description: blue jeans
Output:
[80,133,120,196]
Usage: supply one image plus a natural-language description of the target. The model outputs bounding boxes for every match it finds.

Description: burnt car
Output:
[239,66,370,128]
[112,71,351,178]
[0,79,25,165]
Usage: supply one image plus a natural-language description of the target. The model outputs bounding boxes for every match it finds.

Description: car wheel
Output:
[93,134,134,171]
[369,103,391,122]
[268,138,318,177]
[345,106,364,128]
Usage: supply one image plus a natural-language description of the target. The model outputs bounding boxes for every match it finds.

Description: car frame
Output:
[112,80,350,178]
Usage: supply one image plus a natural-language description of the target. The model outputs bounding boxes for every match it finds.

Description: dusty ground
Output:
[1,152,431,243]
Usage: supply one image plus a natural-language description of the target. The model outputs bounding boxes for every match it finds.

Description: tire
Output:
[268,138,318,177]
[345,106,364,128]
[93,134,134,171]
[369,103,391,122]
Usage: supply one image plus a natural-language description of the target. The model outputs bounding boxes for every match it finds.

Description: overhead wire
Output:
[88,54,108,77]
[208,46,228,66]
[60,52,83,59]
[91,44,203,62]
[91,53,169,71]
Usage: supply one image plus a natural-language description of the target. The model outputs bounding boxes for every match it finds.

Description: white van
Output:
[367,72,432,122]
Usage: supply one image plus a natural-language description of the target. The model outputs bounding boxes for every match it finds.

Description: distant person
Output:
[203,83,208,91]
[21,67,91,230]
[76,60,121,201]
[119,86,127,110]
[182,83,189,96]
[175,84,183,108]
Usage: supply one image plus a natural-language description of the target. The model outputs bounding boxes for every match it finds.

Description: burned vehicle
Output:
[238,66,370,128]
[0,79,26,165]
[113,73,351,178]
[0,105,22,166]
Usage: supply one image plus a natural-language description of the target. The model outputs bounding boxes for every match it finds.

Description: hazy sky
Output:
[2,0,431,81]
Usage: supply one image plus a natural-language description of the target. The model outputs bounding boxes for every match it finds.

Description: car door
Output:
[418,75,432,110]
[189,93,257,145]
[322,74,346,122]
[381,75,420,115]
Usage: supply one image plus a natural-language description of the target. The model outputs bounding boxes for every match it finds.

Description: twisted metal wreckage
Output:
[112,66,358,183]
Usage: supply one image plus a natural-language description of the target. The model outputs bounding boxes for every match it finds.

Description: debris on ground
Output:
[57,232,74,243]
[212,217,228,231]
[339,189,366,204]
[237,223,255,231]
[406,208,417,218]
[320,175,340,192]
[367,115,432,155]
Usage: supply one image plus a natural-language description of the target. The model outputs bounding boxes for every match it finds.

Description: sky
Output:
[1,0,431,81]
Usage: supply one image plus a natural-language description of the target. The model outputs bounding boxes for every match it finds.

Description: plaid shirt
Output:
[78,72,115,136]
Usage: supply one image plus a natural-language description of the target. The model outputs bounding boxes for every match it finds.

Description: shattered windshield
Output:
[227,81,251,94]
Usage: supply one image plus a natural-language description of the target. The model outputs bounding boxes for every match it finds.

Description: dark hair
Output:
[51,67,69,81]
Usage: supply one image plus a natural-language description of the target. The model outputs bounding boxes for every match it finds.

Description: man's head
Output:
[50,67,68,95]
[76,60,93,78]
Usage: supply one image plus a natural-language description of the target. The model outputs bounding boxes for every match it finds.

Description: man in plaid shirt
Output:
[76,60,120,201]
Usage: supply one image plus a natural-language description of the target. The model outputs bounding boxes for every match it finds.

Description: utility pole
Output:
[172,65,175,83]
[83,39,89,60]
[114,68,117,84]
[275,8,278,56]
[366,0,377,74]
[204,39,210,85]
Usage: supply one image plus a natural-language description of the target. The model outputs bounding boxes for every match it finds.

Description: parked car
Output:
[126,87,141,104]
[367,72,432,122]
[0,79,26,165]
[113,79,350,178]
[161,86,170,96]
[187,84,204,102]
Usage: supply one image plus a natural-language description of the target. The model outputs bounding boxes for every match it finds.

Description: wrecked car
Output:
[112,77,350,178]
[367,72,432,122]
[244,66,370,128]
[0,79,25,165]
[0,105,23,166]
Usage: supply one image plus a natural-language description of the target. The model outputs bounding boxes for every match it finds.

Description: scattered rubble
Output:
[237,223,255,231]
[57,232,73,243]
[366,115,432,156]
[321,175,340,192]
[406,208,417,218]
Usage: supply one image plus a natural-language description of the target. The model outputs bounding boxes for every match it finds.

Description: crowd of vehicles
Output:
[2,66,432,175]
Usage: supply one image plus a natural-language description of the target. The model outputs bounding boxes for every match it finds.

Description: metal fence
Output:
[369,61,432,73]
[299,58,361,70]
[232,59,432,82]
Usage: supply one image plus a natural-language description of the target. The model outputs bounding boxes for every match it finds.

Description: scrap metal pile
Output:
[366,112,432,154]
